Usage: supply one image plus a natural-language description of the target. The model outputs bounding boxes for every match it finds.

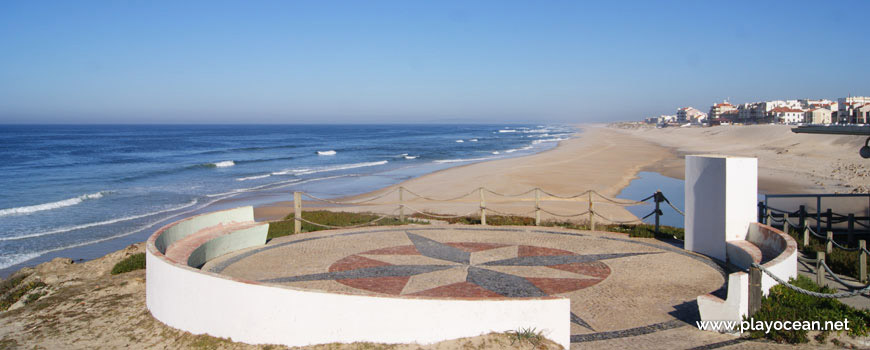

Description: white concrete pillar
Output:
[685,155,757,262]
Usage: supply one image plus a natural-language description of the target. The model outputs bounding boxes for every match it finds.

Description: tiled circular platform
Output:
[204,226,726,338]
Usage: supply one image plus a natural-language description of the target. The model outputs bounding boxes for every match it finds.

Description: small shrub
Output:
[508,327,543,347]
[0,273,29,297]
[111,253,146,275]
[0,281,46,311]
[746,275,870,343]
[785,228,861,279]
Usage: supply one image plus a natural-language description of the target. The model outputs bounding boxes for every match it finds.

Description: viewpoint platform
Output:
[203,226,726,339]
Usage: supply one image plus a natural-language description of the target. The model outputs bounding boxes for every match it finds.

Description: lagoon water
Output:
[616,171,686,228]
[0,124,573,274]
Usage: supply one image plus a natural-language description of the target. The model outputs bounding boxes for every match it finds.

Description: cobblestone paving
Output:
[205,226,735,347]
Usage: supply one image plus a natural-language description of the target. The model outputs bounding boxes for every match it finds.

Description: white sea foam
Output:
[0,196,224,270]
[455,139,464,143]
[271,160,388,177]
[0,252,41,271]
[434,157,495,164]
[298,160,387,175]
[0,192,107,217]
[492,151,500,154]
[0,173,360,270]
[0,199,199,242]
[532,137,568,145]
[236,174,271,181]
[505,149,518,153]
[469,139,478,142]
[498,129,517,133]
[317,150,337,155]
[213,160,235,167]
[404,155,417,159]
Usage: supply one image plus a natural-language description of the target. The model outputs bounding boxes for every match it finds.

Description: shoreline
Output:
[254,124,671,223]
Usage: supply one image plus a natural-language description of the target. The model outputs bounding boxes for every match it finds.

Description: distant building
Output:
[708,101,737,121]
[718,110,739,123]
[856,104,870,124]
[768,107,805,124]
[805,108,832,124]
[799,99,833,109]
[837,97,870,123]
[677,107,706,124]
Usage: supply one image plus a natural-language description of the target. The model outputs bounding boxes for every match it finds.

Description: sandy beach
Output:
[256,124,869,223]
[611,124,869,194]
[254,125,673,223]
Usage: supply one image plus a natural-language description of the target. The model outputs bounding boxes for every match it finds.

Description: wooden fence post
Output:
[847,214,855,245]
[654,190,661,237]
[294,191,302,234]
[534,188,541,226]
[399,187,405,223]
[803,227,809,247]
[749,265,762,316]
[479,187,487,226]
[826,209,833,232]
[826,231,833,254]
[588,191,595,231]
[860,240,867,283]
[783,213,790,235]
[817,251,826,286]
[798,205,806,232]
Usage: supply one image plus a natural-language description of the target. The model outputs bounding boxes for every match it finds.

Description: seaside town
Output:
[644,96,870,126]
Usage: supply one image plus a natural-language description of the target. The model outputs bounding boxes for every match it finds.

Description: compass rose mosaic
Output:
[262,231,654,298]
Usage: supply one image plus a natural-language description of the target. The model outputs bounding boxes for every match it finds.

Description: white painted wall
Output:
[146,252,570,348]
[697,272,749,322]
[697,223,798,323]
[146,211,571,349]
[685,155,757,261]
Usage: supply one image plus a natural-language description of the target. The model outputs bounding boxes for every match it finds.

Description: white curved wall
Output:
[146,209,570,349]
[697,223,798,323]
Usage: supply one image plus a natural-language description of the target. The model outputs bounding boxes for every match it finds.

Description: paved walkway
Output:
[204,225,776,348]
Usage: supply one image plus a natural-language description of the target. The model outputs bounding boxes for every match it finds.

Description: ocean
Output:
[0,124,573,275]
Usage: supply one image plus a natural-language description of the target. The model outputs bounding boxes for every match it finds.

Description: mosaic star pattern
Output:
[262,231,655,298]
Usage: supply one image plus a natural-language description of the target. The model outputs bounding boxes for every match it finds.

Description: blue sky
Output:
[1,1,868,124]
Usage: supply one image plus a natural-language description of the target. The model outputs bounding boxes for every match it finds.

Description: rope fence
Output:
[285,186,683,234]
[758,203,870,285]
[753,262,870,299]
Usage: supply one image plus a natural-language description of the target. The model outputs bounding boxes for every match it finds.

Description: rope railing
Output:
[656,194,684,217]
[752,262,870,298]
[402,205,480,219]
[820,260,870,291]
[299,188,399,205]
[295,208,400,229]
[285,187,686,235]
[402,187,479,202]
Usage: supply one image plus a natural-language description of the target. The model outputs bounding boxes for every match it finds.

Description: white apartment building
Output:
[708,101,737,121]
[837,97,870,123]
[768,107,805,124]
[677,107,706,124]
[805,108,832,124]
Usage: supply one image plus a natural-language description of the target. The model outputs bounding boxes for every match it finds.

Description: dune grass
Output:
[747,274,870,344]
[111,253,146,275]
[267,210,428,240]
